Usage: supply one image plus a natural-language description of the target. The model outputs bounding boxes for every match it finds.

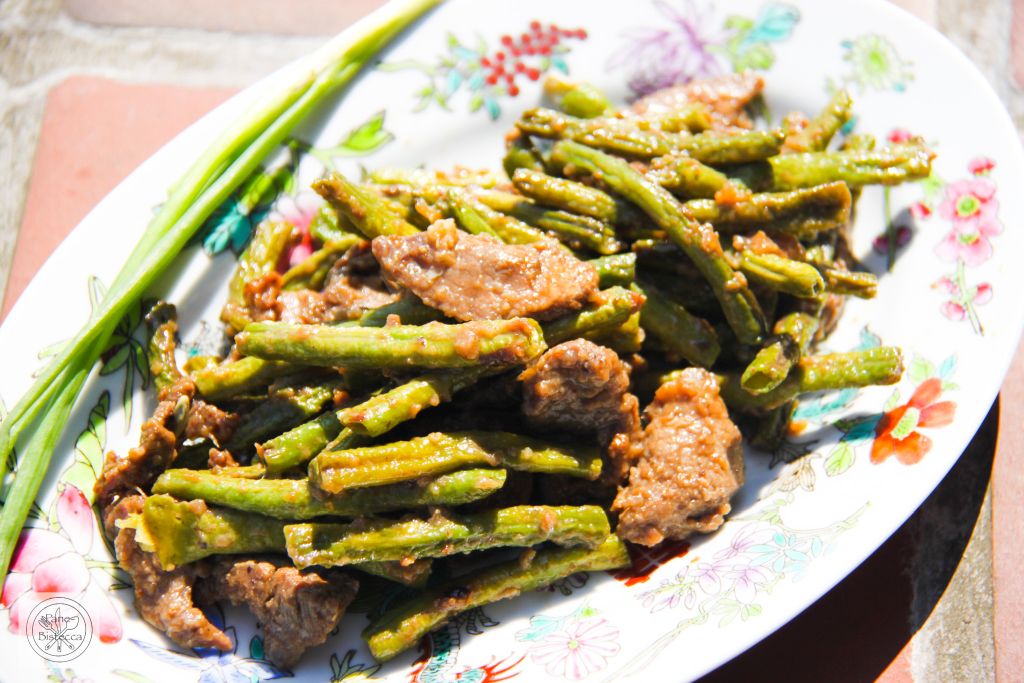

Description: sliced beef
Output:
[613,368,744,546]
[94,377,238,510]
[372,219,599,322]
[631,72,764,131]
[226,242,397,327]
[221,272,283,331]
[277,289,333,324]
[520,339,643,484]
[184,399,239,445]
[520,339,632,433]
[201,558,358,668]
[110,495,231,652]
[320,241,399,318]
[94,379,192,510]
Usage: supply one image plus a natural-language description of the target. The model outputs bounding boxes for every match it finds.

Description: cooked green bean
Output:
[551,140,766,344]
[783,90,853,153]
[521,108,783,163]
[634,283,720,367]
[284,505,612,568]
[739,252,827,298]
[684,182,852,239]
[819,266,878,299]
[473,188,622,254]
[152,467,507,519]
[363,534,629,661]
[511,168,619,222]
[222,220,293,332]
[310,431,602,492]
[543,74,613,119]
[192,356,298,401]
[647,154,731,199]
[718,346,904,411]
[260,370,484,473]
[314,172,419,238]
[741,311,820,394]
[129,494,286,570]
[147,303,182,393]
[236,318,547,369]
[542,286,645,345]
[589,253,636,288]
[280,236,363,291]
[224,375,347,454]
[768,144,934,190]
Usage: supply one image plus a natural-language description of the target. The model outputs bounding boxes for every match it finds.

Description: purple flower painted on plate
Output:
[725,563,772,604]
[608,1,727,96]
[608,2,800,97]
[713,523,775,561]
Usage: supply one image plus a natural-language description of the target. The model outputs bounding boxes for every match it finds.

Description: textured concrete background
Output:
[0,1,1021,681]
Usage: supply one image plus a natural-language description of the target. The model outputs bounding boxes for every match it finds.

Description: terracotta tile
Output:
[1,76,234,320]
[63,0,388,36]
[993,339,1024,680]
[877,640,914,683]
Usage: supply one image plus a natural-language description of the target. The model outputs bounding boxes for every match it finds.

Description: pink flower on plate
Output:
[967,157,995,176]
[270,191,325,267]
[934,177,1002,266]
[1,485,122,643]
[530,617,621,680]
[887,128,913,144]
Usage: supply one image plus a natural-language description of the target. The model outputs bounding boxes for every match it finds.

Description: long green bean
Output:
[551,140,766,344]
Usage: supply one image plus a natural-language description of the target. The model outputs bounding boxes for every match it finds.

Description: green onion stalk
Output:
[0,0,442,580]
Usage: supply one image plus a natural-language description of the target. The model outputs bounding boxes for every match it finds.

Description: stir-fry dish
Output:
[94,72,930,666]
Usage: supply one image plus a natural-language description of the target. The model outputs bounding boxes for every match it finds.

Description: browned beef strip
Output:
[320,241,399,318]
[201,558,358,668]
[93,379,192,510]
[520,339,642,484]
[613,367,744,546]
[630,72,764,131]
[94,377,238,510]
[109,495,231,652]
[248,242,398,325]
[221,272,283,331]
[372,219,599,322]
[184,399,239,445]
[276,289,332,324]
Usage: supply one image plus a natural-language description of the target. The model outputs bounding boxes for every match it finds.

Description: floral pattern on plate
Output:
[1,0,1022,681]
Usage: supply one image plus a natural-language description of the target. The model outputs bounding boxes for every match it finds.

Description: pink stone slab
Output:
[1,76,233,320]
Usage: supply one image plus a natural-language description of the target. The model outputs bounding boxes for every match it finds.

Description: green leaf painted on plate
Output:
[908,356,935,383]
[883,388,901,413]
[824,442,855,477]
[61,391,110,502]
[100,345,130,375]
[338,111,394,154]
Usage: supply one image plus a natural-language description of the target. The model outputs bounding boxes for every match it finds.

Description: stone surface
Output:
[0,0,323,306]
[0,76,233,318]
[64,0,388,36]
[993,339,1024,681]
[1015,0,1024,87]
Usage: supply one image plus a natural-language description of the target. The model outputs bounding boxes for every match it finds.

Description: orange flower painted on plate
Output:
[871,378,956,465]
